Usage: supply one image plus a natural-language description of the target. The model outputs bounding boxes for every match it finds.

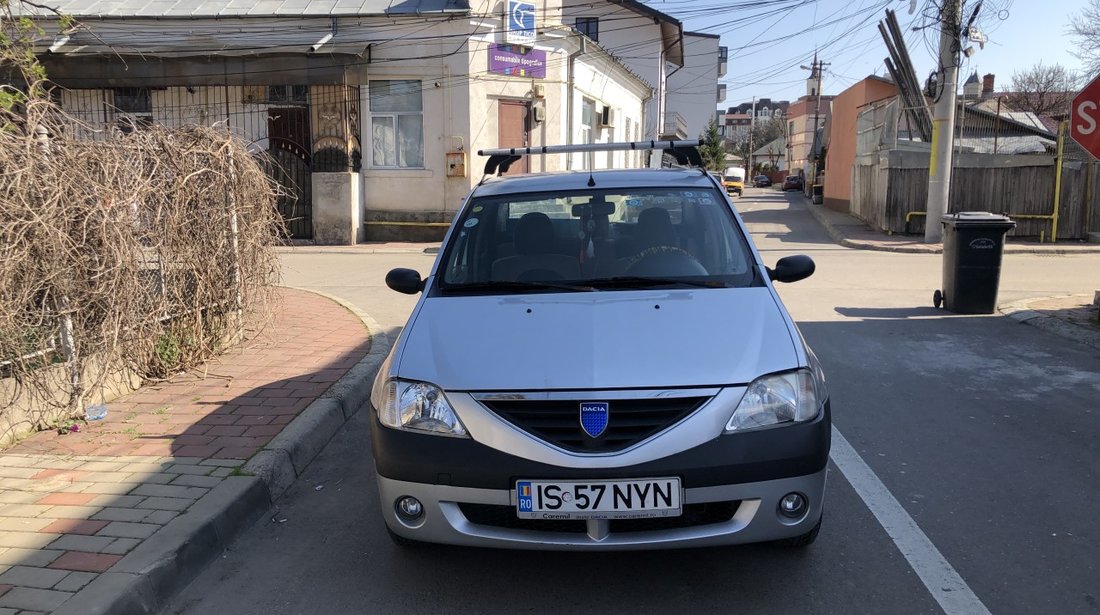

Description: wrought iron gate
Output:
[268,106,312,239]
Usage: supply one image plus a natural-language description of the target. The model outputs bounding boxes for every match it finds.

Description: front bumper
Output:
[371,401,830,549]
[378,470,826,550]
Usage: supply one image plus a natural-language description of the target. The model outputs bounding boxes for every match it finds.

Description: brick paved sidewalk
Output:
[0,287,371,613]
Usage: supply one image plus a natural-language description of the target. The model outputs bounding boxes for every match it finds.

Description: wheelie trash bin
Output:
[934,212,1016,314]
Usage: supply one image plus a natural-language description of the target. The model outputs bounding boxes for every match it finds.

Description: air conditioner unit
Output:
[598,105,614,128]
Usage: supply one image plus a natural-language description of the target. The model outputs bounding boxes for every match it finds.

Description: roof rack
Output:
[477,140,703,176]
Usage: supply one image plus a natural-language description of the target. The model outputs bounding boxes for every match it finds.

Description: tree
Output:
[1070,0,1100,78]
[1004,63,1078,118]
[698,118,727,172]
[1,0,74,117]
[730,116,785,170]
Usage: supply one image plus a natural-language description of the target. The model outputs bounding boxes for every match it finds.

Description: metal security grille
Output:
[481,396,708,453]
[55,84,363,241]
[267,106,313,239]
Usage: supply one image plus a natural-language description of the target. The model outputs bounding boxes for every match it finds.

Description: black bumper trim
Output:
[369,401,831,490]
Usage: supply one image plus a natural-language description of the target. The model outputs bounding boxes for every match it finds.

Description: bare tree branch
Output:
[1069,0,1100,78]
[1005,63,1077,117]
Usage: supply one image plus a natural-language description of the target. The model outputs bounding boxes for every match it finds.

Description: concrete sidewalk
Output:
[999,294,1100,352]
[0,287,387,614]
[801,197,1100,255]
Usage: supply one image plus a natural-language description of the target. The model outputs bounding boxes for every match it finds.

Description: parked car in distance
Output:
[782,175,804,191]
[753,175,771,188]
[373,141,829,552]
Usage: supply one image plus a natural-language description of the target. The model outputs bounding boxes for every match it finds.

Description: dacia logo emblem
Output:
[580,402,609,438]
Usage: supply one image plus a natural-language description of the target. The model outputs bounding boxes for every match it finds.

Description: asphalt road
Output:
[164,189,1100,615]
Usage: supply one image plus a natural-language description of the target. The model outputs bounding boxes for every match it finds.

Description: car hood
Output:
[396,287,799,391]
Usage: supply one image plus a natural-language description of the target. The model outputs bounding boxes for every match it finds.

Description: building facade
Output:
[666,32,726,140]
[29,0,660,243]
[822,75,898,212]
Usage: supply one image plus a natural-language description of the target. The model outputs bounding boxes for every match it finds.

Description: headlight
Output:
[374,379,468,438]
[724,369,820,433]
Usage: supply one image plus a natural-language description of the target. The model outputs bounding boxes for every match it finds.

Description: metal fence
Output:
[56,84,362,239]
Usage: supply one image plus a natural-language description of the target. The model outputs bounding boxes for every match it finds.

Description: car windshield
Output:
[439,186,757,293]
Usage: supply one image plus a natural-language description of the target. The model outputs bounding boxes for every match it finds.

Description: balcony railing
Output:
[659,112,688,140]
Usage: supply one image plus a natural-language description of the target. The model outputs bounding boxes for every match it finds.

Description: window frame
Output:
[574,17,599,42]
[368,79,425,169]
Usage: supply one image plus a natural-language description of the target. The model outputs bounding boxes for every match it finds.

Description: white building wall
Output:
[559,0,665,140]
[666,33,720,140]
[570,53,648,170]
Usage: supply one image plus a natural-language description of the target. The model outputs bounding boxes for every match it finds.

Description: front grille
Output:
[481,396,708,453]
[457,501,740,534]
[610,501,739,533]
[458,503,587,534]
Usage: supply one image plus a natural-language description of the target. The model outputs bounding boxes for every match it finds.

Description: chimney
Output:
[982,74,995,97]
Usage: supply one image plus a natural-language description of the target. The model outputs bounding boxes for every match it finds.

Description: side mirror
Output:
[385,268,424,295]
[767,255,815,283]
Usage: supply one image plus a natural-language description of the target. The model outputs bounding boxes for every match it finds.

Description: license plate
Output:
[515,478,681,520]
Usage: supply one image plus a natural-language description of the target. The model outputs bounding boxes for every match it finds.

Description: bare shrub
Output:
[1,80,284,435]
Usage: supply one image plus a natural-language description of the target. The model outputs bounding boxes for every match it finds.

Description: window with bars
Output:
[267,85,309,105]
[113,88,152,133]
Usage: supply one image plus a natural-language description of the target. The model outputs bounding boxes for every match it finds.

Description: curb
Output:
[60,287,391,615]
[802,200,1100,255]
[997,296,1100,353]
[275,246,439,255]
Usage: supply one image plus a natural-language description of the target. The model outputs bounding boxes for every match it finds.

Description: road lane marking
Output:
[831,426,992,615]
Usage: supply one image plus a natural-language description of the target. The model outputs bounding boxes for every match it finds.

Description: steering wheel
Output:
[626,246,707,276]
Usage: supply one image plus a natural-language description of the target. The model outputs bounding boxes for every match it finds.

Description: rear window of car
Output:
[438,186,758,293]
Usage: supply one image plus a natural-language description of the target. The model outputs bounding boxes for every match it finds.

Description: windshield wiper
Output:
[586,276,727,289]
[442,280,596,293]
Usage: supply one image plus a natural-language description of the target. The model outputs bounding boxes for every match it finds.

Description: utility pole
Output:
[747,96,756,177]
[802,54,829,194]
[925,0,962,243]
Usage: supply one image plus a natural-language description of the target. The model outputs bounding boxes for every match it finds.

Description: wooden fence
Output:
[851,149,1099,240]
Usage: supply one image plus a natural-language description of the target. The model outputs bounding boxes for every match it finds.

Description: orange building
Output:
[822,75,898,212]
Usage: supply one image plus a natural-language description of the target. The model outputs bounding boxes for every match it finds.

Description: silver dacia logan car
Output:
[370,142,829,550]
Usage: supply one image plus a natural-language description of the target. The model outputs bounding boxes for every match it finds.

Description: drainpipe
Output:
[565,37,586,170]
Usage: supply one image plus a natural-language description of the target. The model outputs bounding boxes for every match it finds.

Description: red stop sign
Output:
[1071,73,1100,158]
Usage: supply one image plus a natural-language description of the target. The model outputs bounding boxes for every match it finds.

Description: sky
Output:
[650,0,1088,110]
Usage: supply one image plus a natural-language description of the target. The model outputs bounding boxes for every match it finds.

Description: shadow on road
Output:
[833,306,955,319]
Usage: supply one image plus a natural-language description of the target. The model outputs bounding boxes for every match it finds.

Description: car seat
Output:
[491,212,580,281]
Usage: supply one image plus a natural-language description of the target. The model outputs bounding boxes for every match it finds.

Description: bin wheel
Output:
[933,290,943,309]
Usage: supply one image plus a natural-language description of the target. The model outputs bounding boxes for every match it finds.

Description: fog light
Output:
[396,496,424,522]
[778,492,807,519]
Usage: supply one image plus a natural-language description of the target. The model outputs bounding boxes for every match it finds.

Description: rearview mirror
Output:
[572,202,615,217]
[386,268,424,294]
[767,255,815,283]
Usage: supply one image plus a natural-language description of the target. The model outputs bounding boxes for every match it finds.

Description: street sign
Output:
[505,0,536,46]
[1071,73,1100,159]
